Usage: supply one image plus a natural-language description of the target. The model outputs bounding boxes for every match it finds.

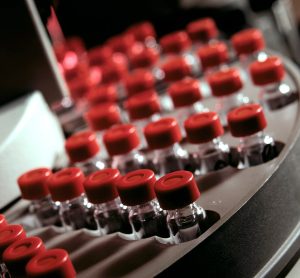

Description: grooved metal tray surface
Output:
[5,53,300,278]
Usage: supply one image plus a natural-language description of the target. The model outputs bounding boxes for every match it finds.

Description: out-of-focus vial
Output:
[86,84,118,107]
[154,170,206,243]
[103,124,147,174]
[47,168,96,231]
[197,41,229,76]
[0,225,26,278]
[84,169,132,235]
[231,28,266,69]
[0,215,7,230]
[168,78,204,130]
[87,45,113,67]
[17,168,60,227]
[126,21,157,47]
[249,56,297,110]
[65,131,105,175]
[125,90,161,148]
[107,33,136,56]
[159,31,192,56]
[207,68,249,125]
[186,18,219,46]
[123,69,156,98]
[184,112,229,175]
[227,104,277,168]
[117,169,169,239]
[128,44,159,69]
[85,103,122,159]
[100,57,128,86]
[144,118,189,176]
[26,249,76,278]
[3,237,45,277]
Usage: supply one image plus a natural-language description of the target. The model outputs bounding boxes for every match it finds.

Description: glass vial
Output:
[227,104,277,169]
[207,68,249,125]
[184,112,229,175]
[250,56,297,110]
[17,168,60,227]
[117,169,169,239]
[144,117,189,176]
[84,169,132,235]
[65,131,105,176]
[3,237,45,278]
[103,124,147,174]
[155,170,206,244]
[26,249,76,278]
[47,168,96,231]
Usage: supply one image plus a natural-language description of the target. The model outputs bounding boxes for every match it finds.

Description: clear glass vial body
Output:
[0,262,10,278]
[59,194,96,231]
[152,143,189,177]
[237,132,277,169]
[129,199,169,239]
[94,197,132,235]
[167,203,206,244]
[75,154,105,176]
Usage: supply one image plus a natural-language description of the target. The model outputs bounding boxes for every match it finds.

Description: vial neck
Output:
[31,195,53,205]
[154,143,183,157]
[61,194,87,208]
[239,132,264,146]
[112,149,142,163]
[168,203,201,218]
[131,199,162,216]
[95,197,123,212]
[197,138,220,152]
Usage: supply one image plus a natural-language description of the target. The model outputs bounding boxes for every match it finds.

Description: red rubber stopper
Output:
[129,44,159,69]
[125,90,160,120]
[88,45,112,66]
[17,168,52,200]
[103,124,140,156]
[187,17,218,42]
[231,28,265,56]
[161,57,192,82]
[47,168,85,202]
[84,168,120,204]
[3,236,46,276]
[144,117,182,149]
[197,41,228,71]
[67,76,92,101]
[160,31,191,54]
[86,84,118,106]
[100,58,128,85]
[154,170,200,210]
[227,103,267,137]
[0,215,7,229]
[117,169,156,206]
[126,21,156,42]
[249,56,285,86]
[85,103,121,131]
[168,78,202,107]
[124,69,155,97]
[0,225,26,256]
[207,68,243,97]
[184,112,224,143]
[26,249,76,278]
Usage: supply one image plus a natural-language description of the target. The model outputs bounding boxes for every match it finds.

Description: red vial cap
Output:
[84,168,120,204]
[187,18,218,42]
[3,236,46,276]
[103,124,140,156]
[26,249,76,278]
[88,45,112,67]
[0,215,7,229]
[100,59,128,85]
[127,21,156,42]
[154,170,200,210]
[197,41,228,71]
[47,168,85,202]
[17,168,52,200]
[107,33,136,54]
[125,90,160,120]
[231,28,265,56]
[67,76,92,101]
[184,112,224,144]
[124,69,155,97]
[65,131,100,163]
[85,103,121,131]
[161,57,192,82]
[227,104,267,137]
[249,56,285,86]
[129,44,159,69]
[144,117,182,150]
[86,84,118,106]
[168,78,202,108]
[117,169,156,206]
[207,68,243,97]
[160,31,191,54]
[64,61,89,83]
[0,225,26,256]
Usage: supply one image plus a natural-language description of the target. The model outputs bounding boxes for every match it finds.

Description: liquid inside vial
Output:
[76,155,105,176]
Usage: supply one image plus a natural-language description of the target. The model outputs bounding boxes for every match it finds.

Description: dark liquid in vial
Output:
[197,149,229,173]
[36,206,61,227]
[117,158,148,175]
[96,209,132,234]
[155,153,190,175]
[244,143,278,166]
[265,91,298,111]
[131,211,169,239]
